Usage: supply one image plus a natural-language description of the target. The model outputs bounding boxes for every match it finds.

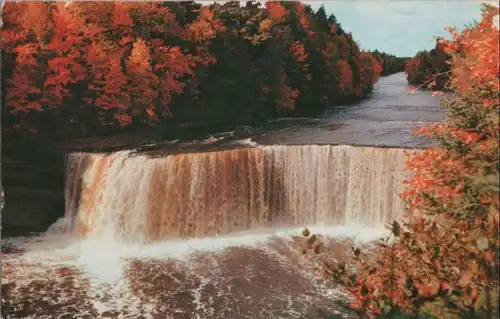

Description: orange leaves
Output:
[45,5,88,105]
[337,59,353,94]
[189,7,224,42]
[153,46,194,78]
[187,6,222,73]
[397,8,499,316]
[298,16,310,32]
[12,44,39,65]
[189,19,218,42]
[1,0,408,134]
[404,58,421,80]
[437,7,499,94]
[94,57,130,113]
[356,51,383,89]
[265,2,287,22]
[302,11,498,319]
[199,7,213,21]
[150,45,194,116]
[258,18,273,33]
[113,2,134,27]
[113,113,133,127]
[132,2,175,33]
[20,2,53,44]
[292,2,307,14]
[2,3,49,116]
[449,7,500,94]
[289,41,308,63]
[126,39,158,119]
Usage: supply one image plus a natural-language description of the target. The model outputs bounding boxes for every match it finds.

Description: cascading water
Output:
[63,145,409,243]
[2,144,416,319]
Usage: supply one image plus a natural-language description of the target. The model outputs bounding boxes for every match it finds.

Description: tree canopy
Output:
[1,1,406,142]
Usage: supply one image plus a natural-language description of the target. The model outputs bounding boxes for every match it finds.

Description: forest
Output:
[1,1,407,144]
[405,40,451,91]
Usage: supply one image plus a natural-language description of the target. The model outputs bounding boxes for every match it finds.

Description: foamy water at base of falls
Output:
[2,224,388,318]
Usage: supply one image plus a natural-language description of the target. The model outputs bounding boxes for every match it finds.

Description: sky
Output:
[306,0,497,57]
[3,0,495,58]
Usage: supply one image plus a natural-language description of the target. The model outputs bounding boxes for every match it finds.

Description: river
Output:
[1,73,445,318]
[131,72,443,155]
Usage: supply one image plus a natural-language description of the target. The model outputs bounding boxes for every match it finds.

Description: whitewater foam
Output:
[3,221,389,318]
[233,138,259,147]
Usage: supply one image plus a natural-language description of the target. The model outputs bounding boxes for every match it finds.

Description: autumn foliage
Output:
[405,40,451,91]
[304,5,499,318]
[0,1,404,142]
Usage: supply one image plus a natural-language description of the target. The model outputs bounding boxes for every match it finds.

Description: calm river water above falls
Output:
[134,72,444,154]
[2,73,445,319]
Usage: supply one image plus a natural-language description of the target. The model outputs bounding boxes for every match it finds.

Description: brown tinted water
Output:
[2,73,445,318]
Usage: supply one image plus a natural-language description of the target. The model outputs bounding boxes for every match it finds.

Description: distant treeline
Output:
[370,50,408,76]
[1,1,407,143]
[405,40,451,90]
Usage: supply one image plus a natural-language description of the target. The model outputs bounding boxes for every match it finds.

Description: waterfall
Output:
[63,145,412,242]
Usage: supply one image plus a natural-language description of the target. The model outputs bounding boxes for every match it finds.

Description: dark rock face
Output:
[1,146,65,236]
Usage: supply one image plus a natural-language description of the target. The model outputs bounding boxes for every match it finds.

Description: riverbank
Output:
[1,73,442,235]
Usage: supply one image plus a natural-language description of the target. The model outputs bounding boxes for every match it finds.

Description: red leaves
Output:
[113,2,134,27]
[265,2,287,22]
[44,5,88,105]
[12,44,38,65]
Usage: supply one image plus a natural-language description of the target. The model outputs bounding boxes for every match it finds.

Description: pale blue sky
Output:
[307,0,495,57]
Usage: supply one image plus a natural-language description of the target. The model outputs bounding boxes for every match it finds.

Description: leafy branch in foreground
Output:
[302,6,500,319]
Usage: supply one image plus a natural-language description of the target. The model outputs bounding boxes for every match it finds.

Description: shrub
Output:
[303,5,499,318]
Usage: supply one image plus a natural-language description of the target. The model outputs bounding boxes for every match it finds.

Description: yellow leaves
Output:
[259,18,273,33]
[475,237,489,251]
[127,38,152,74]
[188,7,224,42]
